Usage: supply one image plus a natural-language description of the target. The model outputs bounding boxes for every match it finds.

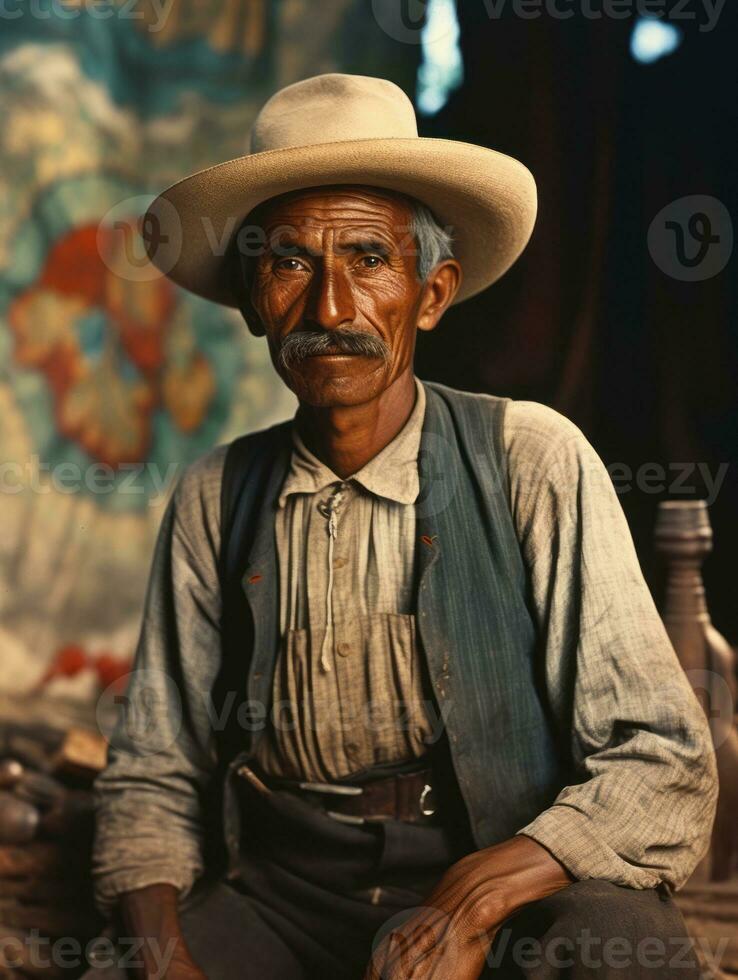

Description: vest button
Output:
[337,641,352,657]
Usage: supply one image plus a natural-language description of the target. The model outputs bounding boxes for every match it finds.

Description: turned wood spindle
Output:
[655,500,738,882]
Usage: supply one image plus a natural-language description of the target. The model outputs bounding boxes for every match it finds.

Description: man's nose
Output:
[305,261,356,331]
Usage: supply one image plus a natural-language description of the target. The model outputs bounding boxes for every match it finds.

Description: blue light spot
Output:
[416,0,464,116]
[630,17,684,65]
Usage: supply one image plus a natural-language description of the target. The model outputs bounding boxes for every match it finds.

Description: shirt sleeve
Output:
[91,446,227,916]
[504,401,718,891]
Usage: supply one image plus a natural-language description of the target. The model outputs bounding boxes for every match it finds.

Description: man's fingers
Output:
[369,905,461,978]
[368,908,426,978]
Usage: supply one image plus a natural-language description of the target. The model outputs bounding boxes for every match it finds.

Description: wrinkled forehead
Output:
[247,184,415,242]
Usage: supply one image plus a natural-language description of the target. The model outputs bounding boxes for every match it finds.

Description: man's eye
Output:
[274,258,306,272]
[359,255,384,269]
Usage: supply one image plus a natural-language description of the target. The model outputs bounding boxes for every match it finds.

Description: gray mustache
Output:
[277,329,391,372]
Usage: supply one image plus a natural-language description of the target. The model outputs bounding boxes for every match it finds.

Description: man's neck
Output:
[294,369,417,479]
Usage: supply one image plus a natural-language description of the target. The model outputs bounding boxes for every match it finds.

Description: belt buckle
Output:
[419,782,436,817]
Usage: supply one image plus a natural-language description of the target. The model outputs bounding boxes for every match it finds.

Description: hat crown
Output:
[249,73,418,154]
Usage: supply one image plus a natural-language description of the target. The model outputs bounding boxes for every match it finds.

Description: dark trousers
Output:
[84,774,701,979]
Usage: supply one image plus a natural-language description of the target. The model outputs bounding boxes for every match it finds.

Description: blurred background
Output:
[0,0,735,714]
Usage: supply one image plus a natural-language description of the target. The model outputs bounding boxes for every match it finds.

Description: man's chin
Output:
[282,359,388,406]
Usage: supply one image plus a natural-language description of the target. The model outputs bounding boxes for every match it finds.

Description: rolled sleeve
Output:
[92,448,226,916]
[506,402,718,891]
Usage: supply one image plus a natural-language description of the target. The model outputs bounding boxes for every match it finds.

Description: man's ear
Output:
[416,259,463,333]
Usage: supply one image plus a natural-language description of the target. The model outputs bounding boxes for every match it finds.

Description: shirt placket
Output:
[317,481,349,673]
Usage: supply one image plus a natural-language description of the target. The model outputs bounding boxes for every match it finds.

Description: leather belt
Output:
[237,763,438,826]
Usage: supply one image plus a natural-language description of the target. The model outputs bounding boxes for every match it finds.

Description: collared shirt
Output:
[253,378,431,781]
[92,380,717,913]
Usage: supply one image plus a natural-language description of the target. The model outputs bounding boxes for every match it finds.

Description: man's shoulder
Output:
[503,399,588,457]
[425,383,606,507]
[172,419,293,516]
[422,380,587,458]
[502,401,612,514]
[421,378,508,414]
[173,443,228,510]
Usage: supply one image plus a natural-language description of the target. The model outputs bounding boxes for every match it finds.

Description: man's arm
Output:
[92,448,227,968]
[119,885,205,979]
[506,400,718,889]
[366,400,718,979]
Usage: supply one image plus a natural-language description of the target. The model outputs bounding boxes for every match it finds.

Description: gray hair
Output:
[409,198,455,281]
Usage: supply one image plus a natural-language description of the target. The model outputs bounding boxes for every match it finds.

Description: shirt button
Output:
[333,556,346,569]
[337,641,352,657]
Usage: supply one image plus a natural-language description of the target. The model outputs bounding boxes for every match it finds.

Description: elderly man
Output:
[89,74,716,980]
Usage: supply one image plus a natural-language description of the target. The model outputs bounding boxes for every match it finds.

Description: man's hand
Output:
[363,834,573,979]
[119,883,206,980]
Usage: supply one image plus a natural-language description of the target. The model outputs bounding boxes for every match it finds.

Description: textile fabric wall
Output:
[0,0,417,692]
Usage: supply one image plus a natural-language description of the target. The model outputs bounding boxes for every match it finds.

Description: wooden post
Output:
[655,500,738,882]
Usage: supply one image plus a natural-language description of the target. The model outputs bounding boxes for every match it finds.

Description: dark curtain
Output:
[416,3,738,640]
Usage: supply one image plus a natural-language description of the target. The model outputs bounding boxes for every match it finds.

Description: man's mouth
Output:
[307,347,359,357]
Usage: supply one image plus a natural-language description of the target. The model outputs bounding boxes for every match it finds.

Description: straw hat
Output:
[143,73,537,307]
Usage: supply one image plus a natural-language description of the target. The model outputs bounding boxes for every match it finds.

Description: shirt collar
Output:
[277,376,426,507]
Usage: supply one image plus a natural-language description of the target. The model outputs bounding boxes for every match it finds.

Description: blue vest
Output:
[217,379,566,848]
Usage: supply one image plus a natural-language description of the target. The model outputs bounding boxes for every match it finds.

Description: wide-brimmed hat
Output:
[143,73,537,307]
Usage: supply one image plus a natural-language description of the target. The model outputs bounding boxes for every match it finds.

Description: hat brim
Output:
[143,137,537,307]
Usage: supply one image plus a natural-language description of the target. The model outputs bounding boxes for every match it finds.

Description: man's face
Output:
[240,186,453,407]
